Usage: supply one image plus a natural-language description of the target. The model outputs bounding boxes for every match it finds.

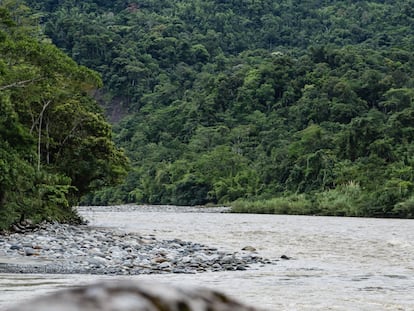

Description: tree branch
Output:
[0,78,41,91]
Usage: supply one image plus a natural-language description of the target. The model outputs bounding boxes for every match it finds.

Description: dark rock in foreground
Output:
[9,280,263,311]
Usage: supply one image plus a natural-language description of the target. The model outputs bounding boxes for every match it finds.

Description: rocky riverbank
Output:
[0,222,275,275]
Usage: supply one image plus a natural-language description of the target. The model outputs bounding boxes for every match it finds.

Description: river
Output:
[1,205,413,310]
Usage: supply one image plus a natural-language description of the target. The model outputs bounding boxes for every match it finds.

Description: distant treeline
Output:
[13,0,414,217]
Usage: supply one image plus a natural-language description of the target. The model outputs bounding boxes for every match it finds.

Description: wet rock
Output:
[242,246,257,252]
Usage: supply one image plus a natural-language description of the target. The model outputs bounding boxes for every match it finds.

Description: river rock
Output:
[159,261,172,270]
[24,247,37,256]
[242,246,257,252]
[10,244,21,250]
[0,222,276,275]
[8,281,262,311]
[88,257,107,266]
[221,255,235,264]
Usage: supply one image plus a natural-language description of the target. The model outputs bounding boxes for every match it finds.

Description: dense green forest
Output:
[4,0,414,218]
[0,2,128,229]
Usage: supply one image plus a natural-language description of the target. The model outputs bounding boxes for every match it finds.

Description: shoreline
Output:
[0,220,275,275]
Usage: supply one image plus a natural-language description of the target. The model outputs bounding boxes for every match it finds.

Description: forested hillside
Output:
[0,3,128,229]
[19,0,414,217]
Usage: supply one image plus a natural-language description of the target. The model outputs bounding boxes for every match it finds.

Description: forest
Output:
[2,0,414,222]
[0,2,128,229]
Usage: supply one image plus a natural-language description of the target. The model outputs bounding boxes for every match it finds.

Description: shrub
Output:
[393,196,414,218]
[315,181,365,216]
[231,194,314,215]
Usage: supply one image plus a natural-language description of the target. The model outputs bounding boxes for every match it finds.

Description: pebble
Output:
[0,222,276,275]
[242,246,257,252]
[24,248,37,256]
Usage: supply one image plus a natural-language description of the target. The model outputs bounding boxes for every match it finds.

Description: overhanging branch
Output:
[0,78,42,91]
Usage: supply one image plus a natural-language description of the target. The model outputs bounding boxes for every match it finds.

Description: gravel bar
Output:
[0,222,275,275]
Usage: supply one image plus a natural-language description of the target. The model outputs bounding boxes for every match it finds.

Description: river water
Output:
[1,205,413,310]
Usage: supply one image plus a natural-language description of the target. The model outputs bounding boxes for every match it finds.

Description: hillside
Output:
[23,0,414,217]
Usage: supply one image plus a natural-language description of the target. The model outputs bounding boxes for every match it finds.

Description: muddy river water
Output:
[1,205,413,310]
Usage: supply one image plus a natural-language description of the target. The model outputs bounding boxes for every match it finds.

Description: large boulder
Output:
[9,281,262,311]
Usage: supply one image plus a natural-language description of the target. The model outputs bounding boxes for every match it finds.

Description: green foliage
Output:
[393,196,414,218]
[231,195,314,215]
[315,181,365,217]
[23,0,414,218]
[0,3,128,229]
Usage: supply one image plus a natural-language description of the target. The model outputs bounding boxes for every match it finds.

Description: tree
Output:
[0,4,128,229]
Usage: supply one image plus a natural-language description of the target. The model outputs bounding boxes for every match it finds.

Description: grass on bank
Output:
[230,182,414,218]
